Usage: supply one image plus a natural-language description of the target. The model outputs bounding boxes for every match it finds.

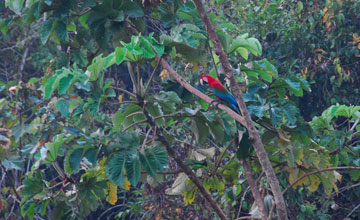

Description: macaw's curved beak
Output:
[200,78,204,86]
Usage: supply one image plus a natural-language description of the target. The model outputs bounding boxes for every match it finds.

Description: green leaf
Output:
[115,47,127,64]
[64,148,83,174]
[55,20,67,42]
[125,154,141,186]
[140,38,156,58]
[236,47,249,60]
[116,132,140,150]
[106,153,126,187]
[121,1,144,18]
[146,102,165,127]
[40,19,54,45]
[145,146,168,172]
[285,77,302,96]
[208,120,224,143]
[44,75,58,99]
[191,118,209,144]
[2,156,24,171]
[44,134,66,164]
[112,109,125,130]
[87,54,107,81]
[56,99,70,117]
[229,35,262,56]
[5,0,25,15]
[236,130,252,159]
[79,13,90,29]
[139,150,157,176]
[84,148,98,166]
[21,172,43,198]
[58,74,73,95]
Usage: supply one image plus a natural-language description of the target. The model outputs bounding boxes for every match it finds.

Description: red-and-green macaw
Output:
[200,75,240,114]
[200,75,252,159]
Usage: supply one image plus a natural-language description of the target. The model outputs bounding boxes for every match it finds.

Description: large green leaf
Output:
[2,156,24,171]
[56,99,70,117]
[236,130,252,159]
[125,153,141,186]
[116,131,140,150]
[44,134,66,164]
[40,19,54,45]
[44,75,58,99]
[112,109,125,131]
[106,153,126,187]
[121,1,144,18]
[139,151,157,176]
[145,146,168,172]
[5,0,25,15]
[58,74,73,95]
[191,118,209,145]
[64,147,84,174]
[115,47,127,64]
[229,35,262,56]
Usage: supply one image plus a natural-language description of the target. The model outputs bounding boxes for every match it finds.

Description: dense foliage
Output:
[0,0,359,219]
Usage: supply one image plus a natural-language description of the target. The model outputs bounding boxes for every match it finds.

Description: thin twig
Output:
[127,61,138,95]
[144,57,162,95]
[235,216,261,220]
[237,186,251,219]
[123,119,147,131]
[111,86,136,98]
[350,118,360,132]
[343,202,360,220]
[212,139,234,176]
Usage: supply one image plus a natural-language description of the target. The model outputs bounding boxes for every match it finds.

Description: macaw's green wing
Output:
[236,129,252,159]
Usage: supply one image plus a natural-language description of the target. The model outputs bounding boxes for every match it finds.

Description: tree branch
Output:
[192,1,287,219]
[241,159,267,220]
[282,166,360,195]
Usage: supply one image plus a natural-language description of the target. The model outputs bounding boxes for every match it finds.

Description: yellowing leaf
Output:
[322,11,328,23]
[334,171,342,181]
[124,177,131,191]
[183,187,196,205]
[160,69,169,80]
[118,94,123,103]
[106,183,118,205]
[317,54,322,62]
[293,170,307,189]
[313,48,326,54]
[308,175,320,192]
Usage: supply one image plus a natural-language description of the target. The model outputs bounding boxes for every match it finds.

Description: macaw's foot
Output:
[210,100,222,109]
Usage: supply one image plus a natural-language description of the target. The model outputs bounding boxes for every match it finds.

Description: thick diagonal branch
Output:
[192,1,288,219]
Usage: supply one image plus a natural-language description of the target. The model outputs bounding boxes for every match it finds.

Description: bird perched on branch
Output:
[200,75,240,114]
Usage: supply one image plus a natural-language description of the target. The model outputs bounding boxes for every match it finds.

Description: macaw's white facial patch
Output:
[200,76,208,85]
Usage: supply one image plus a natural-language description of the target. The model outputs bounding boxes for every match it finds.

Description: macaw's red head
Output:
[200,75,218,86]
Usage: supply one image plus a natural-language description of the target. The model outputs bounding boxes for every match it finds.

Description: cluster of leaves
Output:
[1,0,360,219]
[224,0,360,118]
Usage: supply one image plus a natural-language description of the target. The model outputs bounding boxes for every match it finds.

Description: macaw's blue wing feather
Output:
[212,89,240,114]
